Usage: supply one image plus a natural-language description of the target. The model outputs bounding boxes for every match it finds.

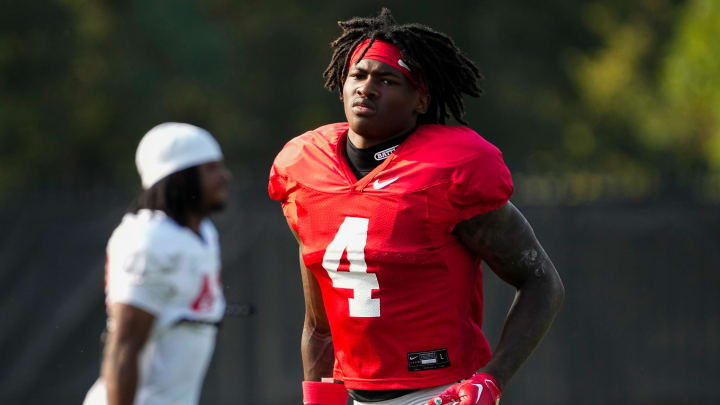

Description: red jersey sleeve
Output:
[448,139,513,221]
[268,123,351,204]
[268,164,287,202]
[268,136,303,203]
[268,154,299,234]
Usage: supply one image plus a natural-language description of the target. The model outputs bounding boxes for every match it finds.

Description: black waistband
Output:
[347,388,417,402]
[175,318,223,328]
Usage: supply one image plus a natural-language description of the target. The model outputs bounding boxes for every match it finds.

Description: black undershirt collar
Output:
[344,127,416,180]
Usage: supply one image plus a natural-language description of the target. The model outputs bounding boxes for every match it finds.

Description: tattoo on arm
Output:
[455,201,565,390]
[455,202,552,287]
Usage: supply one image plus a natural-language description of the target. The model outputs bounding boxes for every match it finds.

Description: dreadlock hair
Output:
[323,8,482,125]
[128,166,202,227]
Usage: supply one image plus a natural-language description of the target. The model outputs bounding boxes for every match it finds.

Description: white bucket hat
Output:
[135,122,223,189]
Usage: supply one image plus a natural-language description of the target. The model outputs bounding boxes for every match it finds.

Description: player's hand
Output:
[427,373,501,405]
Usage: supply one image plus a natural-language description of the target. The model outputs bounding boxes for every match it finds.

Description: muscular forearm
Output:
[103,344,141,405]
[482,270,564,390]
[301,322,335,381]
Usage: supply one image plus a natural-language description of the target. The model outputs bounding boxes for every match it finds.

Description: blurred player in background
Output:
[83,123,231,405]
[269,9,565,405]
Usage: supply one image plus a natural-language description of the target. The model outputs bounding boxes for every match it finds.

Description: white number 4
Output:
[322,217,380,317]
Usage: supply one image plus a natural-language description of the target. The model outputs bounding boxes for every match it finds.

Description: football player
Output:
[269,9,565,405]
[84,123,231,405]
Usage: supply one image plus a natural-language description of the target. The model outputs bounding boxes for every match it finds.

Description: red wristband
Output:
[302,381,348,405]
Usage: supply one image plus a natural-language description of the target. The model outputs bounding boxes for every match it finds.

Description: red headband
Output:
[348,39,425,92]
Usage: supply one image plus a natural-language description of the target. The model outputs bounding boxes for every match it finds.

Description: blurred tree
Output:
[0,0,717,202]
[560,0,719,198]
[662,0,720,170]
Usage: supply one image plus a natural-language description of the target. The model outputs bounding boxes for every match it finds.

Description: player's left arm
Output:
[454,201,565,391]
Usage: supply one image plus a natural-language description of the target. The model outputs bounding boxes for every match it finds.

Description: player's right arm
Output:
[102,303,154,405]
[295,233,349,405]
[291,226,335,381]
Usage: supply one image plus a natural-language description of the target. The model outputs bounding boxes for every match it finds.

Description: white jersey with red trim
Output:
[84,209,225,405]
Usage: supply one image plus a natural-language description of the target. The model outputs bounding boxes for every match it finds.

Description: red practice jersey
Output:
[269,123,513,390]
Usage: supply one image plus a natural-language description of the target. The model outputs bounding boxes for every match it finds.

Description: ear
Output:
[415,92,430,115]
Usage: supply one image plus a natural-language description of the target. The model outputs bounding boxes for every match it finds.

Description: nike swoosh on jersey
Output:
[373,177,399,190]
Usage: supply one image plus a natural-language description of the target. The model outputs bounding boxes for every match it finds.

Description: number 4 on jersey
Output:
[322,217,380,317]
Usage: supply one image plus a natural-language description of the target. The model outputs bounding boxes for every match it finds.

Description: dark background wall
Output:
[1,0,719,404]
[1,183,718,404]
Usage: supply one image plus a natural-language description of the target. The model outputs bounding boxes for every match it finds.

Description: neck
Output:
[185,212,205,235]
[348,123,418,149]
